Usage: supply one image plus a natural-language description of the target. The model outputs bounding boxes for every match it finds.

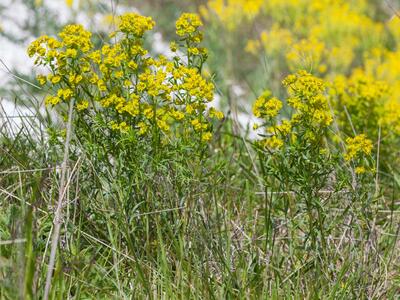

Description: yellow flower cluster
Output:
[110,121,130,133]
[344,134,373,161]
[329,70,390,138]
[201,0,263,31]
[253,90,282,119]
[117,13,155,37]
[254,71,333,150]
[28,12,223,144]
[58,24,92,52]
[28,24,94,114]
[199,1,400,162]
[264,135,284,150]
[176,13,203,40]
[283,71,332,128]
[239,0,384,74]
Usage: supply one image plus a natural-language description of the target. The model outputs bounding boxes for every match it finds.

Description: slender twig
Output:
[375,126,381,196]
[0,187,47,214]
[0,238,27,245]
[0,166,61,175]
[43,99,75,300]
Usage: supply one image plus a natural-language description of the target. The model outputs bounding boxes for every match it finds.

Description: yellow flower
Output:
[355,166,366,174]
[118,13,155,37]
[50,75,61,84]
[74,75,83,84]
[76,100,89,111]
[122,96,140,116]
[170,41,178,52]
[65,0,73,8]
[29,12,217,143]
[283,71,332,128]
[245,39,261,55]
[253,93,282,119]
[110,121,129,133]
[45,96,61,106]
[59,24,92,53]
[186,104,195,115]
[188,47,200,55]
[36,75,47,85]
[57,88,73,100]
[176,13,203,37]
[191,118,202,131]
[209,107,224,120]
[263,136,283,150]
[114,71,124,79]
[344,134,373,161]
[201,132,212,142]
[274,120,292,135]
[128,61,138,70]
[97,80,107,92]
[171,110,185,120]
[65,48,78,58]
[138,121,148,135]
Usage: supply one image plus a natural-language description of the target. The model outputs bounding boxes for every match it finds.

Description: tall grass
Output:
[1,89,399,299]
[0,9,399,300]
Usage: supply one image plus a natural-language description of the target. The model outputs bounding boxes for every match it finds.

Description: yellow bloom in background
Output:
[206,0,263,31]
[286,37,325,72]
[344,134,373,161]
[245,39,260,56]
[256,26,293,56]
[65,0,73,8]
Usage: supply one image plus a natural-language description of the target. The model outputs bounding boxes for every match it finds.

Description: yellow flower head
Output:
[355,166,366,174]
[45,96,61,106]
[76,100,89,111]
[59,24,92,52]
[36,75,47,85]
[263,136,283,150]
[344,134,373,161]
[118,13,155,37]
[253,91,282,119]
[50,75,61,84]
[201,131,213,142]
[176,13,203,37]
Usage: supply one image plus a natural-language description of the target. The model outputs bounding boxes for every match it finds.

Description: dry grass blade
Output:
[43,99,75,300]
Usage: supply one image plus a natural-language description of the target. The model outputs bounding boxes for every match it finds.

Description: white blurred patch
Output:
[0,98,43,137]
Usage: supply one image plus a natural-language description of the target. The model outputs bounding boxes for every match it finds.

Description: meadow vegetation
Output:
[0,1,399,299]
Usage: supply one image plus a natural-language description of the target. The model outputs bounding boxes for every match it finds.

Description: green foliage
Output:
[0,9,399,300]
